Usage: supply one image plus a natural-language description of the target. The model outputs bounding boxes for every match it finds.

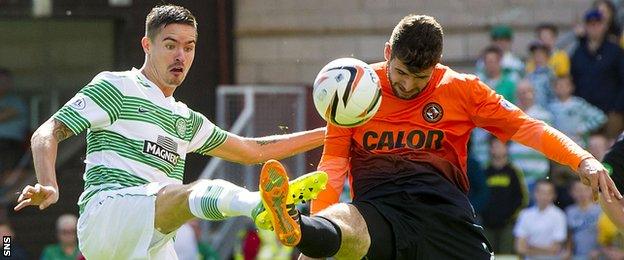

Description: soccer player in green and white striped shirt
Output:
[14,5,326,259]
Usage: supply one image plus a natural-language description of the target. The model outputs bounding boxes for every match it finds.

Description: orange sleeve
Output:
[310,123,352,214]
[469,79,592,171]
[310,155,349,214]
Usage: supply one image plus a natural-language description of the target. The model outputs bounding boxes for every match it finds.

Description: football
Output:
[312,58,382,127]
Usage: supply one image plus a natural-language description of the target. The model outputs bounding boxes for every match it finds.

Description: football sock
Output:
[188,179,260,220]
[297,215,342,258]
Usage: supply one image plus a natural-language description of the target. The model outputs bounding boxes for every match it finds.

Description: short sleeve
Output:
[53,73,124,134]
[188,111,228,154]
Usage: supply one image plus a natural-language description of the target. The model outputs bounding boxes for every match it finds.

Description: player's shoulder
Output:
[434,65,479,93]
[88,70,135,91]
[439,65,480,86]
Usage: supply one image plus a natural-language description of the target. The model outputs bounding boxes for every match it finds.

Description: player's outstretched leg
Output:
[154,163,328,235]
[260,160,370,259]
[155,178,262,233]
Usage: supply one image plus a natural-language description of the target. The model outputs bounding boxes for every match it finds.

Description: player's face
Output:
[144,23,196,88]
[386,58,434,100]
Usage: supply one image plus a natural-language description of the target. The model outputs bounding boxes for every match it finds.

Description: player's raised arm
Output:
[204,127,326,165]
[14,118,74,211]
[469,79,622,202]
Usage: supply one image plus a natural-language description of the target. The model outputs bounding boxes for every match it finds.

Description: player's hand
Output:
[577,158,622,202]
[14,183,59,211]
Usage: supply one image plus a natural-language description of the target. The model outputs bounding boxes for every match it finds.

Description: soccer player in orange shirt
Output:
[259,14,622,259]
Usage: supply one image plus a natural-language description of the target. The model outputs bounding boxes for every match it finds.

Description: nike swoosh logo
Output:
[138,107,150,113]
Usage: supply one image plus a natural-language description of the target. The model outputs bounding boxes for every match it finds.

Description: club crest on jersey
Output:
[423,102,443,123]
[175,118,187,139]
[143,136,180,165]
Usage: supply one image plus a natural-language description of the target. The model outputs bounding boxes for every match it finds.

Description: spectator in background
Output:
[233,226,260,260]
[525,41,555,109]
[467,153,488,218]
[471,45,518,168]
[514,180,567,259]
[491,25,524,81]
[526,23,570,77]
[475,26,524,83]
[477,45,518,103]
[0,220,28,259]
[41,214,80,260]
[597,212,624,259]
[571,9,624,139]
[564,181,601,260]
[0,68,28,175]
[509,80,553,195]
[588,133,611,161]
[482,137,527,254]
[549,76,606,148]
[594,0,622,43]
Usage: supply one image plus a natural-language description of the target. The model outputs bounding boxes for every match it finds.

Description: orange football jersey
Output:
[311,62,592,213]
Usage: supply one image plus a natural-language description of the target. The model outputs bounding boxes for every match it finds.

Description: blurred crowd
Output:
[467,1,624,259]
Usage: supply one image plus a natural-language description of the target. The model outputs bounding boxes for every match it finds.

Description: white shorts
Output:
[77,183,178,260]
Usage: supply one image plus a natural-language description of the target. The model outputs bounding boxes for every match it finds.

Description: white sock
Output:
[188,179,260,220]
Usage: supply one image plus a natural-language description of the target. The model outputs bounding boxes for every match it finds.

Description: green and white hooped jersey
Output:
[53,68,227,211]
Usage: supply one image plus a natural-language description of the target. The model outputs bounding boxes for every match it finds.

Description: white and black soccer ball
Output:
[312,58,382,128]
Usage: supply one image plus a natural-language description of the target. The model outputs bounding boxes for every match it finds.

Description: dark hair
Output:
[528,41,550,55]
[487,135,506,146]
[482,45,503,59]
[536,23,558,36]
[389,14,443,73]
[535,178,554,189]
[145,5,197,40]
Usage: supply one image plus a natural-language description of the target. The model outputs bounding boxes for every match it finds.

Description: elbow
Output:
[30,129,46,150]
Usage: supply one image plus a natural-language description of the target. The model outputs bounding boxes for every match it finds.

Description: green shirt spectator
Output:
[41,244,80,260]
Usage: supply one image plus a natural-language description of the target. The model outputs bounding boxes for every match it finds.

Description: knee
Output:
[315,204,371,259]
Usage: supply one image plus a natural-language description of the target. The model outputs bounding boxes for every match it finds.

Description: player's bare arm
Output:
[14,118,74,211]
[206,127,326,165]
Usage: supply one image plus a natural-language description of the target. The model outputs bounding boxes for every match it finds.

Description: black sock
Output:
[297,215,342,258]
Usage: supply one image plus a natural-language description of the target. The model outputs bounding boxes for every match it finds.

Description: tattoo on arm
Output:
[256,139,278,146]
[52,119,74,142]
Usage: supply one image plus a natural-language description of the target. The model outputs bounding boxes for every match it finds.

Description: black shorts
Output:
[352,193,493,260]
[604,138,624,193]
